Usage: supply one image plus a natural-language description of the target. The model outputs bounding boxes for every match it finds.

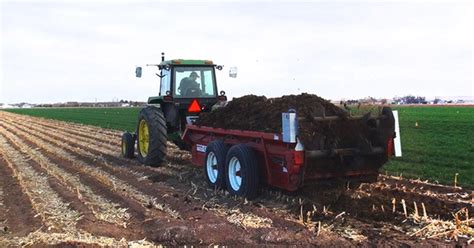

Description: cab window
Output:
[160,69,171,96]
[174,67,216,98]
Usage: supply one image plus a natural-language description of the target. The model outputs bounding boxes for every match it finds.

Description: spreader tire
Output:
[136,106,167,166]
[225,144,260,199]
[121,132,135,159]
[204,140,228,190]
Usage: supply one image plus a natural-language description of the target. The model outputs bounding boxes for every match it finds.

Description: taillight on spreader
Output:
[294,138,305,166]
[387,138,394,156]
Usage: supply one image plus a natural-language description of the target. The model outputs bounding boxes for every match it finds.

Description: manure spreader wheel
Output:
[204,140,228,189]
[225,144,259,199]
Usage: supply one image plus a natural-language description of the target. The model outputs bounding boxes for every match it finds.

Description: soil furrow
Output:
[15,117,119,151]
[1,112,470,246]
[0,155,42,237]
[0,175,3,231]
[3,113,122,145]
[0,132,80,233]
[0,129,158,245]
[7,112,122,137]
[0,125,131,228]
[1,120,261,245]
[3,117,310,231]
[0,121,179,220]
[44,119,122,139]
[30,116,466,232]
[5,231,157,247]
[3,115,221,188]
[6,114,468,235]
[1,114,334,245]
[0,139,140,243]
[21,117,124,158]
[42,170,141,241]
[5,114,183,167]
[8,113,471,209]
[7,115,145,168]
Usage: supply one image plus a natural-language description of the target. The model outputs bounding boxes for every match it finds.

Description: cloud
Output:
[1,2,472,103]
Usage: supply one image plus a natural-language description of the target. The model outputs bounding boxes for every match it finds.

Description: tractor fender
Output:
[161,102,179,130]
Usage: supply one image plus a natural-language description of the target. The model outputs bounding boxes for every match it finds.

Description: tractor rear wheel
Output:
[204,140,228,189]
[136,106,167,166]
[225,144,260,199]
[121,132,135,158]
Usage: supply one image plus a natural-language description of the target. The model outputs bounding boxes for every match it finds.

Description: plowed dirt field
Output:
[0,111,472,247]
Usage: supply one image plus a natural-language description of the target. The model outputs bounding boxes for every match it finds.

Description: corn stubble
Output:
[0,111,472,246]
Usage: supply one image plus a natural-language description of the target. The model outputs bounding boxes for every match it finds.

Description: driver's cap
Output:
[190,71,200,78]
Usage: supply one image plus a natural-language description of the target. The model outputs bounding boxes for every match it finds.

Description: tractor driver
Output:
[178,71,201,96]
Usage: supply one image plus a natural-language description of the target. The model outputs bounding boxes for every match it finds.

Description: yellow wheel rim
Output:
[138,119,149,157]
[122,140,126,155]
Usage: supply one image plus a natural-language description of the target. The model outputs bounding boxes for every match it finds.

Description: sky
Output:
[0,0,472,104]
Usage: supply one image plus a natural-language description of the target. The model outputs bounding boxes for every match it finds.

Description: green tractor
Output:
[121,53,228,166]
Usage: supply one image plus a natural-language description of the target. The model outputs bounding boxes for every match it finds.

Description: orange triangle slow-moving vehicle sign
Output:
[188,99,201,113]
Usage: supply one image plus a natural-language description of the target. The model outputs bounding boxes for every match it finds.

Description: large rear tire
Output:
[225,144,260,199]
[136,106,167,166]
[121,132,135,159]
[204,140,228,189]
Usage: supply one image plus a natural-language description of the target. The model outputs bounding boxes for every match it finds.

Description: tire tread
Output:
[136,106,167,166]
[204,140,228,189]
[225,144,260,199]
[121,132,135,159]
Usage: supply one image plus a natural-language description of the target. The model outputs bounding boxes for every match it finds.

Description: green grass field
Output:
[3,106,473,188]
[384,106,473,188]
[3,107,141,132]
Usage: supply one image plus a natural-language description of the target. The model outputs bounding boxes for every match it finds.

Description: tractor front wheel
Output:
[121,132,135,158]
[136,106,167,166]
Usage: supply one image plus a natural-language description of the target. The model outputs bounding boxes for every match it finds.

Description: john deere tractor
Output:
[121,53,227,166]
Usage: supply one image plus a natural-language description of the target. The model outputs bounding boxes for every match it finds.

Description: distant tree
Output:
[401,95,426,104]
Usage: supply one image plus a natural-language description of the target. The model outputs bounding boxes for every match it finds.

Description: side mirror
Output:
[229,66,237,78]
[135,67,142,78]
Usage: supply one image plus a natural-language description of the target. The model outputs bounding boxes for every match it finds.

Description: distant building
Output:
[66,102,80,107]
[0,104,17,109]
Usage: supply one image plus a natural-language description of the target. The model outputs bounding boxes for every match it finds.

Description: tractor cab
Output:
[147,59,226,108]
[162,62,217,98]
[129,53,228,160]
[148,60,217,96]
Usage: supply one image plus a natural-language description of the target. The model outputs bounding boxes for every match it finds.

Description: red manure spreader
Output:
[182,107,396,199]
[123,54,397,199]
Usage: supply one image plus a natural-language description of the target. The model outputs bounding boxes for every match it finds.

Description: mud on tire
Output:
[204,140,228,189]
[225,144,259,199]
[136,106,167,166]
